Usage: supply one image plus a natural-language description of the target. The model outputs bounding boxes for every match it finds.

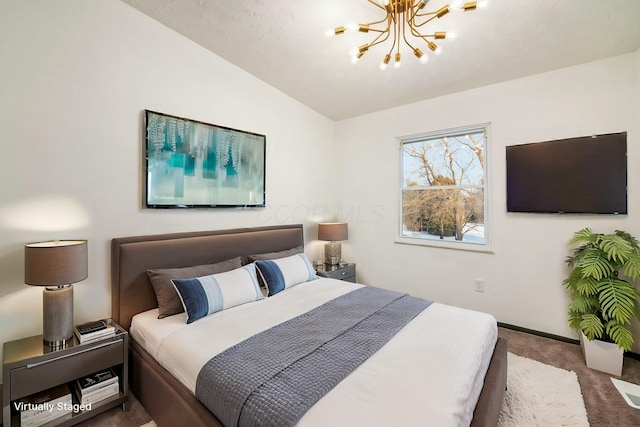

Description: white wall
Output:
[335,52,640,349]
[0,0,337,376]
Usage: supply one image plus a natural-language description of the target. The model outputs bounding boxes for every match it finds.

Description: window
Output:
[399,125,488,248]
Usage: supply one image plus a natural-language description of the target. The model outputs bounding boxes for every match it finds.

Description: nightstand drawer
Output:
[10,338,124,400]
[322,264,356,282]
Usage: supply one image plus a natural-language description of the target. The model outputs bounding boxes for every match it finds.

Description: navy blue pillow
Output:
[256,260,286,295]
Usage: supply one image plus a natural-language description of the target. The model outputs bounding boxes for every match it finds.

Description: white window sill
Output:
[394,236,494,254]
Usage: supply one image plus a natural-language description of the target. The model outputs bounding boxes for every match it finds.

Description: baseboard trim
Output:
[498,322,640,361]
[498,322,579,345]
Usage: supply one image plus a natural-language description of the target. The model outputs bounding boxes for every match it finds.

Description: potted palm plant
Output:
[563,228,640,375]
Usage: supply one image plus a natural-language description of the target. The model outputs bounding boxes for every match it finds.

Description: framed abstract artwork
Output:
[144,110,266,208]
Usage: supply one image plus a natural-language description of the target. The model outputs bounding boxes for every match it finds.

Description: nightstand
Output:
[315,263,356,283]
[2,319,128,427]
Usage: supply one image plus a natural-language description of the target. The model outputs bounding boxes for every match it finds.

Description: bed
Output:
[111,224,507,426]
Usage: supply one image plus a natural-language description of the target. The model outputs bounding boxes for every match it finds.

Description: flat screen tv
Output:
[145,110,266,208]
[506,132,627,214]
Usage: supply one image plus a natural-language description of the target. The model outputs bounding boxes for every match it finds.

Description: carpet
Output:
[498,352,589,426]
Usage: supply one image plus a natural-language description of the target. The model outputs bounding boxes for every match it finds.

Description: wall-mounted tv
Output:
[506,132,627,214]
[145,110,266,208]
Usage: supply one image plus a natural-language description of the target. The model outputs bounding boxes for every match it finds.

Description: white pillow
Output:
[172,264,262,323]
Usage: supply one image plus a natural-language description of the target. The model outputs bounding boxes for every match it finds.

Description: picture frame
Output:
[144,110,266,208]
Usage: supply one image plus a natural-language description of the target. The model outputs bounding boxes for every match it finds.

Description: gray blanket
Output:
[196,286,432,427]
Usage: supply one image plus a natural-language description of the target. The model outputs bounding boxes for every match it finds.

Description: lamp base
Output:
[324,242,341,266]
[43,285,74,348]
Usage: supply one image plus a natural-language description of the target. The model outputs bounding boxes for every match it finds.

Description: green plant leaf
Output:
[568,311,583,332]
[598,279,637,324]
[577,250,614,280]
[569,228,598,246]
[574,277,600,296]
[599,234,632,264]
[616,230,640,250]
[622,252,640,281]
[580,313,604,340]
[562,267,584,290]
[605,322,634,351]
[569,293,598,314]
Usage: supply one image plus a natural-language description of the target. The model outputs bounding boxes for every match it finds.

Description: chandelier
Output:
[330,0,488,70]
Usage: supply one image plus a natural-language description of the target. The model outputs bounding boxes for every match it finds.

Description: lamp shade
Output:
[25,240,88,286]
[318,223,348,242]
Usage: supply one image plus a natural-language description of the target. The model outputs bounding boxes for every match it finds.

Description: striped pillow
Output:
[255,253,316,297]
[172,264,262,324]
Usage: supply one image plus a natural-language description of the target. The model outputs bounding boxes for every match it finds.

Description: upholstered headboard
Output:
[111,224,304,330]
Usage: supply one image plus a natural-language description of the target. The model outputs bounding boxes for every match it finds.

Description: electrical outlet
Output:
[474,279,485,293]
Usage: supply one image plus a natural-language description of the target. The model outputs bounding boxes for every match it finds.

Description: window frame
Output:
[396,123,492,253]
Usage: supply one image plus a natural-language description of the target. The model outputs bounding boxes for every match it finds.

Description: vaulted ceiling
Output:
[120,0,640,121]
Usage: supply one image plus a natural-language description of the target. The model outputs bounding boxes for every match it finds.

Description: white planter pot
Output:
[580,331,623,376]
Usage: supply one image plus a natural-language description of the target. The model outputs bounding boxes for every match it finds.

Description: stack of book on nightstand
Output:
[74,320,115,343]
[75,368,120,405]
[15,383,73,427]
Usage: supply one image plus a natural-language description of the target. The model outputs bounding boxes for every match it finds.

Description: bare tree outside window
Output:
[401,128,487,245]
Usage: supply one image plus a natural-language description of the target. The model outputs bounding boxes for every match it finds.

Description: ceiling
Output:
[120,0,640,121]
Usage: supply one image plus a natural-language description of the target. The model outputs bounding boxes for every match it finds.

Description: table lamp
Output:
[24,240,88,348]
[318,223,348,266]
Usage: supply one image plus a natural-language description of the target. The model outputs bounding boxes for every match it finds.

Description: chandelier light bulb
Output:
[346,22,358,32]
[394,52,402,68]
[450,0,464,9]
[380,54,391,71]
[413,48,429,65]
[477,0,489,8]
[447,31,458,39]
[350,49,365,64]
[378,0,390,6]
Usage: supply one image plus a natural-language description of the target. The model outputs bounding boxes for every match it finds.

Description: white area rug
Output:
[498,352,589,426]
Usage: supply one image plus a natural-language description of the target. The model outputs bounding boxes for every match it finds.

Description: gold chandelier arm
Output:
[408,24,432,40]
[412,13,441,28]
[415,4,450,18]
[360,13,393,29]
[367,0,387,11]
[381,14,397,56]
[365,12,393,48]
[409,27,446,41]
[408,0,424,22]
[402,25,419,52]
[367,25,392,50]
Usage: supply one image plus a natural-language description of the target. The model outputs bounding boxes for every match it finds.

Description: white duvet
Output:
[131,278,497,427]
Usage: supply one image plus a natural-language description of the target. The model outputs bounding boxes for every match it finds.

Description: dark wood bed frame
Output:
[111,224,507,427]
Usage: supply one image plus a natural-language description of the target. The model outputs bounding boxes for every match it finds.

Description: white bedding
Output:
[131,278,497,427]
